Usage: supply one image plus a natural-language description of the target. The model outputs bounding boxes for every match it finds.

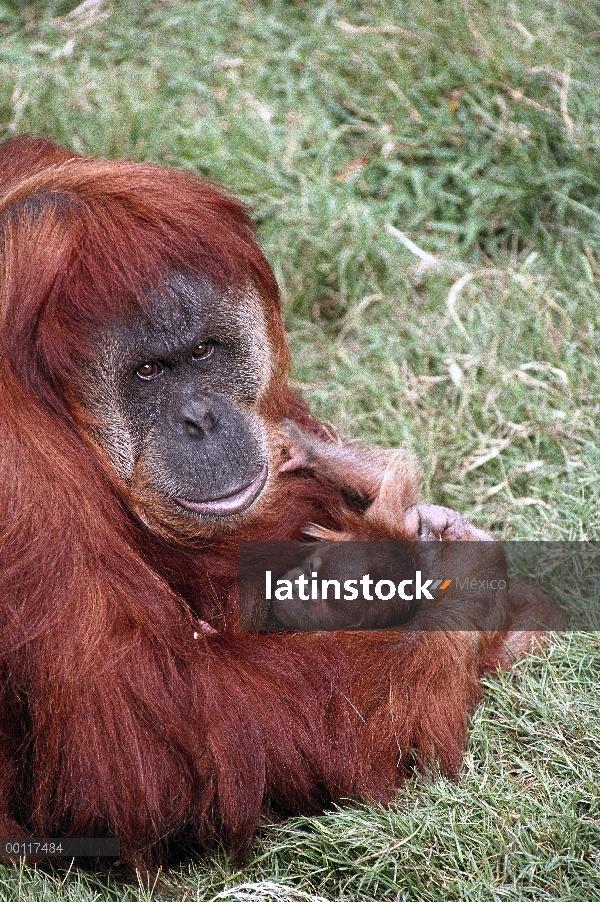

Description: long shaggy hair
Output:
[0,136,512,870]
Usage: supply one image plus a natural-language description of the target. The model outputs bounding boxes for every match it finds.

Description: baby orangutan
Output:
[279,417,492,543]
[276,419,559,641]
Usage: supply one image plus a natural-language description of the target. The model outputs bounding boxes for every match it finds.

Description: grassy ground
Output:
[1,0,599,899]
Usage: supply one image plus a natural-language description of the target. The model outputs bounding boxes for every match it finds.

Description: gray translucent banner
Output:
[0,838,120,857]
[238,541,599,631]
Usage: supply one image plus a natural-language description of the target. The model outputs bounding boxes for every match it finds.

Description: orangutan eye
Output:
[136,361,163,381]
[191,342,215,360]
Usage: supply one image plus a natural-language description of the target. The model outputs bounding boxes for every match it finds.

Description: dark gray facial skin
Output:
[77,273,274,521]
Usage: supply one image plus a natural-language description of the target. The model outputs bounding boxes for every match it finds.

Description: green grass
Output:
[1,0,599,899]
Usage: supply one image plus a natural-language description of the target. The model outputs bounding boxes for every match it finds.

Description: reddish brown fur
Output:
[0,136,539,870]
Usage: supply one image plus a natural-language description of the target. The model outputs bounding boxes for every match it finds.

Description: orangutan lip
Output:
[177,463,268,516]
